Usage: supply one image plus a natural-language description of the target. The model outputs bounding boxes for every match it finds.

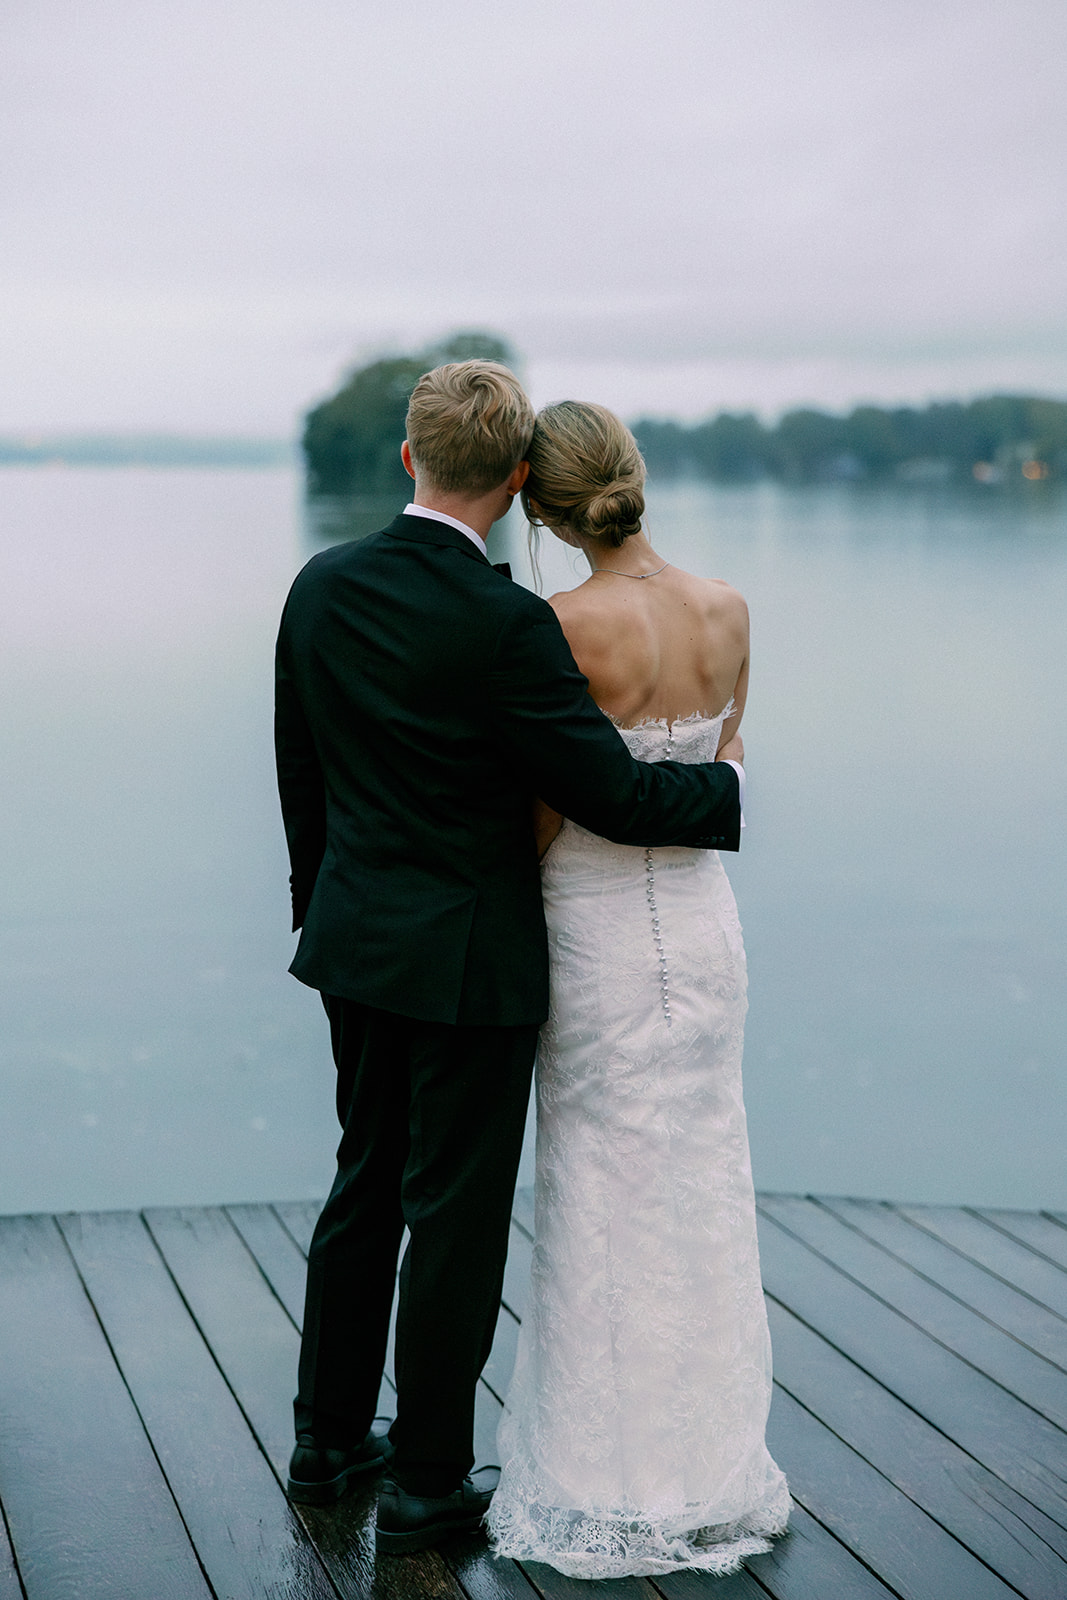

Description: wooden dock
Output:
[0,1192,1064,1599]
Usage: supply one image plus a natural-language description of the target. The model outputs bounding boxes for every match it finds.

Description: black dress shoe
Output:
[375,1475,493,1553]
[287,1425,393,1505]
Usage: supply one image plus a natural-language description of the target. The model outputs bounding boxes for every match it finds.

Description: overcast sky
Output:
[2,0,1065,432]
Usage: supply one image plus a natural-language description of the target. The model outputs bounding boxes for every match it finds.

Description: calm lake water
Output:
[1,466,1064,1214]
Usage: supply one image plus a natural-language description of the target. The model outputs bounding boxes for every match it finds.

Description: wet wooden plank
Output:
[761,1195,1067,1431]
[7,1191,1062,1599]
[0,1213,210,1600]
[473,1381,503,1471]
[0,1506,24,1600]
[896,1205,1067,1321]
[502,1220,533,1320]
[446,1533,541,1600]
[755,1206,1067,1532]
[768,1293,1067,1591]
[819,1197,1067,1372]
[745,1500,899,1600]
[974,1209,1067,1275]
[227,1201,312,1326]
[518,1565,659,1600]
[481,1305,520,1405]
[144,1206,300,1476]
[273,1197,322,1255]
[653,1562,770,1599]
[58,1208,336,1600]
[144,1206,463,1600]
[511,1187,535,1242]
[765,1383,1017,1599]
[299,1487,463,1600]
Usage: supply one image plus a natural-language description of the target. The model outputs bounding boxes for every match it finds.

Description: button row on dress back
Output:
[644,848,672,1028]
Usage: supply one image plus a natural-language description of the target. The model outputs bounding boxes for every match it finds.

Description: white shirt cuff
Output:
[722,759,746,830]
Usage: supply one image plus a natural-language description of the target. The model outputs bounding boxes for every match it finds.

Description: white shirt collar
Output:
[403,503,487,556]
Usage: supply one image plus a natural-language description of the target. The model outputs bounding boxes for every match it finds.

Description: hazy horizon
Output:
[3,1,1065,433]
[5,376,1067,448]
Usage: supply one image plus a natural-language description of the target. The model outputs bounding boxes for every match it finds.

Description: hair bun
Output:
[583,480,644,545]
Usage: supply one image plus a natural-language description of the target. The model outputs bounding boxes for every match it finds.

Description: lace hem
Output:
[487,1482,791,1580]
[607,700,736,734]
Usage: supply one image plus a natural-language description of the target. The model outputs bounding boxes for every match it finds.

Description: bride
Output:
[486,402,790,1578]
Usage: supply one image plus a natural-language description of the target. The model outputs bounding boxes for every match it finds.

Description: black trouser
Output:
[295,996,537,1496]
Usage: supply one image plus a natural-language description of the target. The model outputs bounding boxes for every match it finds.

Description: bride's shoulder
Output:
[689,573,749,631]
[548,580,610,629]
[549,581,615,649]
[684,569,746,603]
[546,582,642,695]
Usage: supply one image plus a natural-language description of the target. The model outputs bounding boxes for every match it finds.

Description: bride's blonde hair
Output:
[522,401,646,550]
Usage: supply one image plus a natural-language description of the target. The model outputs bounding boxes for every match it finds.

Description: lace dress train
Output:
[487,713,790,1579]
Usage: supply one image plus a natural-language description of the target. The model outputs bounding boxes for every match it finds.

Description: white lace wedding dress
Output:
[487,710,790,1579]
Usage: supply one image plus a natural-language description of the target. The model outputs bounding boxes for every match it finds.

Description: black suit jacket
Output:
[275,513,741,1026]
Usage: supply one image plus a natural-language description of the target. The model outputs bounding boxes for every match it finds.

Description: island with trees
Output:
[302,331,516,496]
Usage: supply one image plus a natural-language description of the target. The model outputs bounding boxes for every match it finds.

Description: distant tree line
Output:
[303,333,1066,495]
[632,395,1067,485]
[303,331,516,495]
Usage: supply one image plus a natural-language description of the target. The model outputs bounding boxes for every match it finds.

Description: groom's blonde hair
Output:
[406,361,535,493]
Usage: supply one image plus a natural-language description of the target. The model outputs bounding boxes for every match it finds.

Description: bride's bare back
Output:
[519,400,748,855]
[550,560,748,736]
[534,542,749,856]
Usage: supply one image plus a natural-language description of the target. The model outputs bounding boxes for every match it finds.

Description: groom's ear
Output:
[506,459,530,495]
[401,440,416,481]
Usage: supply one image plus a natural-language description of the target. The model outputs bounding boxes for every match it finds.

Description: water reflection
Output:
[304,477,1067,567]
[303,489,401,548]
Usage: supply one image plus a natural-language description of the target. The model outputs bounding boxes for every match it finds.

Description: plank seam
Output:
[895,1209,1067,1326]
[479,1306,520,1406]
[0,1495,26,1600]
[811,1198,1067,1375]
[54,1213,220,1600]
[760,1200,1065,1427]
[759,1272,1033,1484]
[647,1568,775,1598]
[441,1546,543,1600]
[767,1363,1041,1596]
[223,1204,303,1335]
[269,1199,318,1258]
[519,1562,661,1600]
[965,1208,1067,1279]
[138,1209,305,1501]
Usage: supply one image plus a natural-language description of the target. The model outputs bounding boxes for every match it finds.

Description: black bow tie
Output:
[492,561,512,580]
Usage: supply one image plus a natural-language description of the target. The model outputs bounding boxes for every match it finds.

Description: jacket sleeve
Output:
[487,606,741,851]
[274,604,327,929]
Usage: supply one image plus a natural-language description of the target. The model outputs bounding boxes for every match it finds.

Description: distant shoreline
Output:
[0,435,297,469]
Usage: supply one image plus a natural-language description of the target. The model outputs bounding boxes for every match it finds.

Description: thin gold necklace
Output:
[592,561,669,579]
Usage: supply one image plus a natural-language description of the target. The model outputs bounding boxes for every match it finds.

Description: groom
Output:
[275,359,742,1552]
